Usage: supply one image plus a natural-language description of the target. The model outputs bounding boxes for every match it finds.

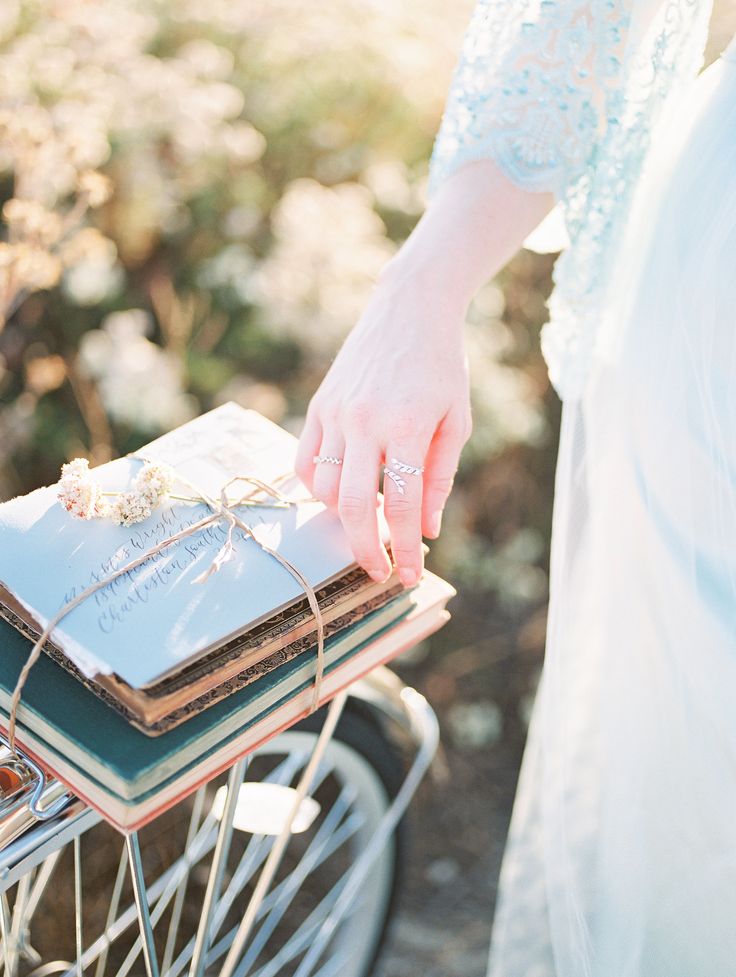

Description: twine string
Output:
[8,465,327,754]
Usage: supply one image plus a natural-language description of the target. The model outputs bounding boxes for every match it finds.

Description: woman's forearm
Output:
[377,157,555,313]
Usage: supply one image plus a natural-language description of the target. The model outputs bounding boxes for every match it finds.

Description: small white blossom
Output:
[109,491,154,527]
[60,457,91,480]
[133,461,175,505]
[56,457,176,526]
[57,457,105,519]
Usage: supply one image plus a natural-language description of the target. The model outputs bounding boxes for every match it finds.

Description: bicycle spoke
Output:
[74,837,83,977]
[168,802,363,977]
[263,809,363,915]
[248,883,372,977]
[220,692,348,977]
[309,944,354,977]
[234,787,361,976]
[1,891,13,977]
[258,805,363,918]
[189,756,248,977]
[8,871,32,974]
[293,701,439,977]
[164,753,328,977]
[165,828,278,977]
[160,787,206,976]
[168,743,367,977]
[95,843,128,977]
[59,814,221,977]
[233,876,353,977]
[210,758,336,935]
[125,833,159,977]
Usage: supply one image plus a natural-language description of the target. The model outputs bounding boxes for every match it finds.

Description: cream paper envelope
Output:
[0,403,391,688]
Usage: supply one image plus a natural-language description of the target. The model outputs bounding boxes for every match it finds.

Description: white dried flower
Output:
[109,490,154,527]
[57,457,105,519]
[133,461,175,505]
[56,457,176,526]
[60,457,91,480]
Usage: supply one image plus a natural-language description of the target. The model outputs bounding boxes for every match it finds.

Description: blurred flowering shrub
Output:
[0,0,558,610]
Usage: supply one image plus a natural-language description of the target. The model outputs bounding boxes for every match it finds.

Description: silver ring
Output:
[313,454,343,465]
[383,456,425,495]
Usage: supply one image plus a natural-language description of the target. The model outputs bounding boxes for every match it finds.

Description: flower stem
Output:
[99,491,291,508]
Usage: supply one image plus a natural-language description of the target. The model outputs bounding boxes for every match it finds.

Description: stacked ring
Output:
[311,454,425,498]
[313,455,343,465]
[383,456,425,495]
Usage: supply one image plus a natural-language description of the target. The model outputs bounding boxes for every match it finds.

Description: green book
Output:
[0,591,415,802]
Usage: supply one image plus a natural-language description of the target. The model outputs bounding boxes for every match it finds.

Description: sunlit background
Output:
[1,1,735,973]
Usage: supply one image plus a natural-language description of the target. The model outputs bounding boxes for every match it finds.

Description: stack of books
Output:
[0,403,455,830]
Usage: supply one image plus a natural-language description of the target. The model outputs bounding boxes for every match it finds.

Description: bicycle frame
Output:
[0,666,439,977]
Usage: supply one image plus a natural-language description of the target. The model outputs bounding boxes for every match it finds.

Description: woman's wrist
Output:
[376,252,470,314]
[378,159,554,314]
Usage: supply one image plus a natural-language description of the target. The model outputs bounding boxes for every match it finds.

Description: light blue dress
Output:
[428,0,714,403]
[429,3,736,975]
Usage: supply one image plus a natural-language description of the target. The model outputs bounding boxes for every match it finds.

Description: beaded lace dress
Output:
[428,0,712,402]
[429,3,736,976]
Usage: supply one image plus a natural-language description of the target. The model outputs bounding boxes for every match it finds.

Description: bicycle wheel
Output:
[278,704,407,977]
[0,700,407,977]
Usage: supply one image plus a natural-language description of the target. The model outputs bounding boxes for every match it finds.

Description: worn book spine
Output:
[0,562,381,692]
[0,579,410,734]
[1,585,454,831]
[97,568,406,721]
[131,561,399,694]
[133,586,413,735]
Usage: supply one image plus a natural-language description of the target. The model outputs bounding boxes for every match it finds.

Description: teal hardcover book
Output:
[0,593,413,801]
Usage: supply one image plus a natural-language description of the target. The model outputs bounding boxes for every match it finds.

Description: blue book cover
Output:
[0,593,414,801]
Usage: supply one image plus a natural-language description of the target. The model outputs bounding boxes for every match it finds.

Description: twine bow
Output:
[7,460,326,753]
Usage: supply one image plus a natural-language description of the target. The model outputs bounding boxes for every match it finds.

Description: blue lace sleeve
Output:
[427,0,713,402]
[427,0,637,203]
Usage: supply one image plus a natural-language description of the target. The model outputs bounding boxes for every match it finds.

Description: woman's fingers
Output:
[421,408,470,538]
[382,436,430,587]
[294,409,323,494]
[310,426,347,509]
[297,401,466,586]
[337,435,391,583]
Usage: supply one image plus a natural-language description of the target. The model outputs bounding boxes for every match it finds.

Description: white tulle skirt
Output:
[487,40,736,977]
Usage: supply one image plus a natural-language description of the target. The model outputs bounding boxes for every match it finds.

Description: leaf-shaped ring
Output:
[383,456,425,495]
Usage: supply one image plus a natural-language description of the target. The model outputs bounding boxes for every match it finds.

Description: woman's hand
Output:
[294,158,555,587]
[294,258,472,587]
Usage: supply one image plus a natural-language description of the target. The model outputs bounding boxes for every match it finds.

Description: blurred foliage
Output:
[0,0,562,648]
